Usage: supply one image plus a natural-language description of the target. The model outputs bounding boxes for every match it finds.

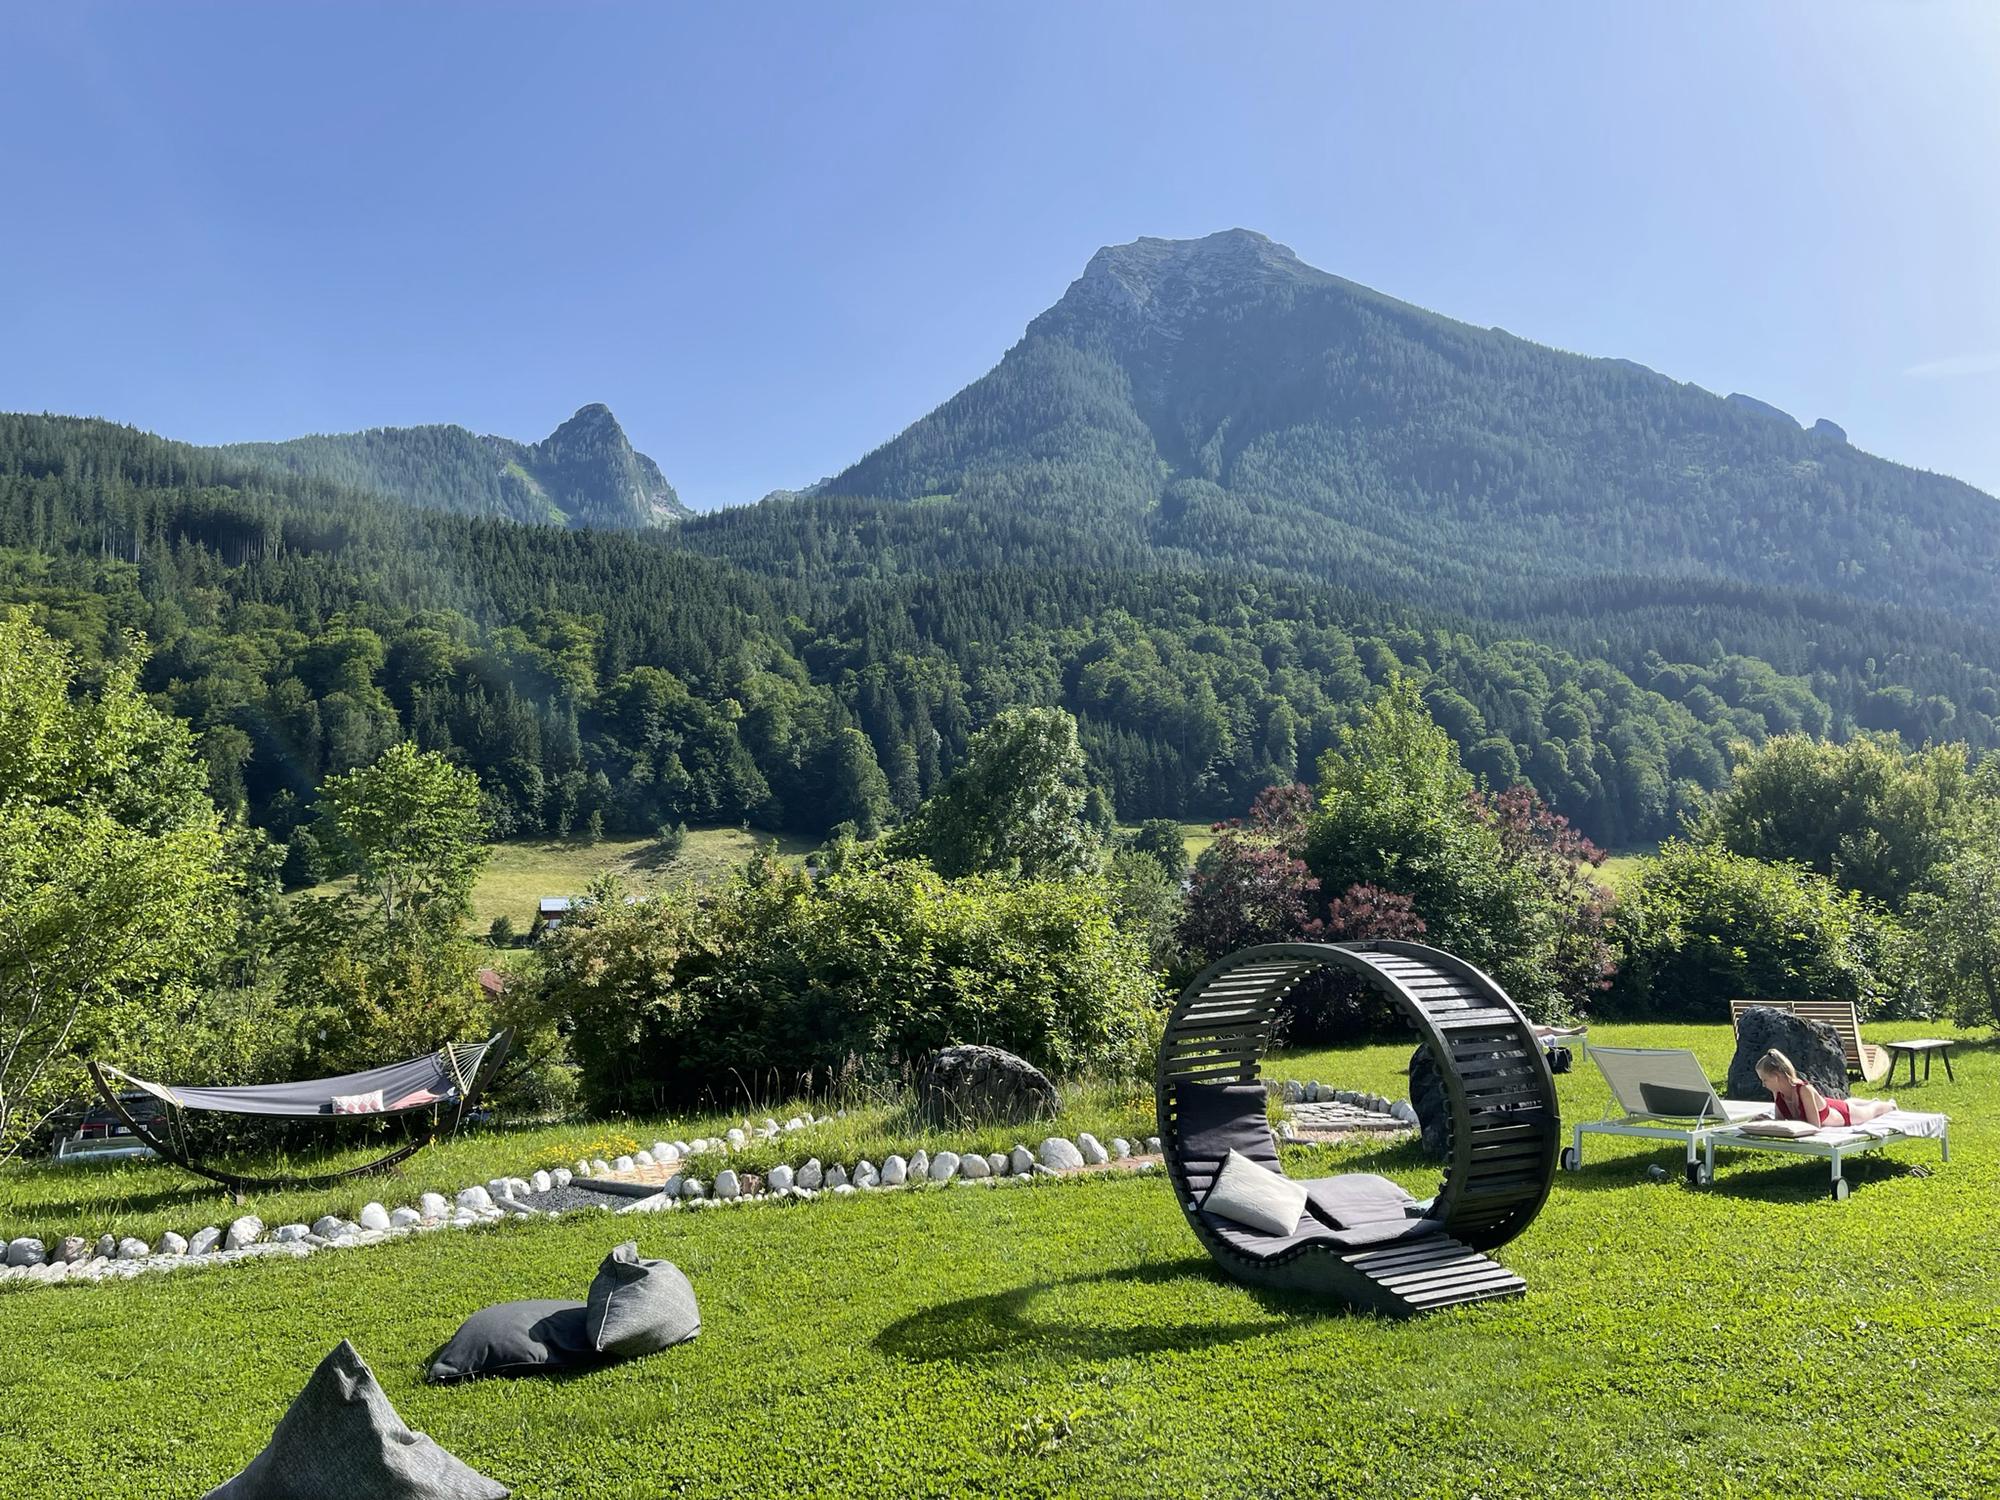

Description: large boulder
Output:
[916,1045,1061,1126]
[1727,1007,1848,1102]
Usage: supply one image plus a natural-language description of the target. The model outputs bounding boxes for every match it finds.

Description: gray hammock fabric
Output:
[105,1039,499,1120]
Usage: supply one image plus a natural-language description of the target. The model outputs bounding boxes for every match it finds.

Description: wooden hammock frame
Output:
[85,1030,513,1200]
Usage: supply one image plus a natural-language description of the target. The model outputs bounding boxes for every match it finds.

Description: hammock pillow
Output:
[426,1300,596,1384]
[332,1090,386,1115]
[205,1339,507,1499]
[1202,1148,1309,1237]
[585,1241,701,1358]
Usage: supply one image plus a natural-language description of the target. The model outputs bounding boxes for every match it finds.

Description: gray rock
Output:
[680,1178,705,1200]
[6,1237,46,1267]
[455,1185,494,1213]
[551,1168,573,1189]
[224,1216,263,1250]
[419,1192,451,1219]
[1077,1133,1108,1166]
[917,1043,1063,1127]
[1009,1145,1035,1175]
[56,1234,91,1264]
[987,1152,1009,1177]
[574,1158,592,1177]
[797,1158,824,1190]
[613,1155,635,1173]
[273,1223,310,1244]
[880,1154,908,1186]
[1037,1137,1085,1171]
[725,1129,746,1149]
[766,1163,795,1192]
[1110,1138,1132,1159]
[1281,1079,1304,1104]
[929,1151,960,1183]
[652,1141,675,1160]
[785,1117,804,1132]
[826,1164,849,1189]
[1390,1100,1419,1125]
[1145,1136,1161,1154]
[590,1159,612,1176]
[311,1214,345,1239]
[530,1170,553,1193]
[389,1207,423,1229]
[116,1237,149,1260]
[1728,1006,1849,1101]
[357,1202,392,1232]
[854,1160,879,1188]
[634,1150,655,1168]
[159,1231,189,1256]
[959,1151,989,1179]
[96,1233,116,1260]
[909,1149,930,1180]
[714,1169,741,1200]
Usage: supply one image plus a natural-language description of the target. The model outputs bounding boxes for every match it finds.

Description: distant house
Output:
[533,896,574,940]
[476,967,508,998]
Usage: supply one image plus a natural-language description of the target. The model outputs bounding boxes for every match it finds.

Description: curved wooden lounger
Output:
[84,1030,513,1200]
[1157,942,1559,1317]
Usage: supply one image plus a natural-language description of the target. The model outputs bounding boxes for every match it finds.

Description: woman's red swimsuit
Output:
[1773,1080,1851,1126]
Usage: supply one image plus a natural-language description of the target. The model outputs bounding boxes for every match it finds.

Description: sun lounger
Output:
[1564,1045,1947,1198]
[1563,1046,1770,1186]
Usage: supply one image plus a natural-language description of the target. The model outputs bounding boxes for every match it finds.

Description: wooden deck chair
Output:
[1729,999,1892,1085]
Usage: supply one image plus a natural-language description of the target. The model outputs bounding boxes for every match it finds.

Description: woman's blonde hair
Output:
[1755,1049,1800,1084]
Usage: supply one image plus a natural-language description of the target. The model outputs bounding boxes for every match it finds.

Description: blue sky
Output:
[5,3,1997,508]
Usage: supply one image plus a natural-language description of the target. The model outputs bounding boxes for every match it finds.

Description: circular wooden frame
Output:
[1157,941,1559,1311]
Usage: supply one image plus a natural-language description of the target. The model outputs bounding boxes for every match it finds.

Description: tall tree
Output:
[0,612,231,1155]
[892,708,1100,880]
[316,742,488,925]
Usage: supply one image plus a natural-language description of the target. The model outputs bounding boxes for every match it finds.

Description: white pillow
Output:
[1736,1117,1820,1139]
[332,1089,385,1115]
[1202,1149,1309,1236]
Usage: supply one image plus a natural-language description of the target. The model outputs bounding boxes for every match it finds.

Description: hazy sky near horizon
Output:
[5,3,1998,509]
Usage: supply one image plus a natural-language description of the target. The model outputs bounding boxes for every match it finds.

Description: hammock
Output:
[86,1031,512,1197]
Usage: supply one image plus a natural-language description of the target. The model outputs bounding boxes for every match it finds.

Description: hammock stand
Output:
[85,1030,513,1201]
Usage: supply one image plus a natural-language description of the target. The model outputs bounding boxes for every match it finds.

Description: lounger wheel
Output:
[1830,1176,1849,1202]
[1684,1161,1711,1189]
[1559,1146,1580,1172]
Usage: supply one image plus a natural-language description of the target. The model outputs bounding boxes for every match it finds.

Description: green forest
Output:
[8,407,1995,867]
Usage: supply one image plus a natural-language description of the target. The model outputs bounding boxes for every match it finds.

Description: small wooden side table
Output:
[1884,1039,1956,1086]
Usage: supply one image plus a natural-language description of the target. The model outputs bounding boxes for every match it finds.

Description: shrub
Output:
[536,859,1160,1115]
[1602,841,1895,1020]
[1127,818,1190,882]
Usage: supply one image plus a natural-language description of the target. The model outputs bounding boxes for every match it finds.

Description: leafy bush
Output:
[1602,840,1897,1020]
[1696,733,1970,908]
[1302,680,1611,1021]
[536,856,1159,1115]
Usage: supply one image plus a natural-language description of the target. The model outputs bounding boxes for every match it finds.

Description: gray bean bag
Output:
[586,1241,701,1358]
[426,1299,596,1384]
[205,1340,506,1499]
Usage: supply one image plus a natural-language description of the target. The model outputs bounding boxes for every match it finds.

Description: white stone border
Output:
[0,1120,1166,1292]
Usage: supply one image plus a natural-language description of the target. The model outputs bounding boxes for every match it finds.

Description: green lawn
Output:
[300,825,819,938]
[2,1023,1995,1499]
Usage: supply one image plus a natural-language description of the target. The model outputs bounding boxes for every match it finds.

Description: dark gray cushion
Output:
[205,1340,507,1499]
[426,1300,595,1384]
[1174,1082,1280,1170]
[1304,1173,1419,1229]
[585,1241,701,1358]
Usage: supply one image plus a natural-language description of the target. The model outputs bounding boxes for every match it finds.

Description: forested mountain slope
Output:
[217,403,687,529]
[818,229,2000,620]
[20,410,1990,852]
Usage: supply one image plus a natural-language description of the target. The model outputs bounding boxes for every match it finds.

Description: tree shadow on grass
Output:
[873,1259,1349,1368]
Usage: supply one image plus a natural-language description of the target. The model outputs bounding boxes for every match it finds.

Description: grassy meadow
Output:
[1,1021,1992,1499]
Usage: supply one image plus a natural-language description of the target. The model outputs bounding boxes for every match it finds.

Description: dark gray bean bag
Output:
[205,1340,506,1500]
[586,1241,701,1358]
[426,1299,596,1384]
